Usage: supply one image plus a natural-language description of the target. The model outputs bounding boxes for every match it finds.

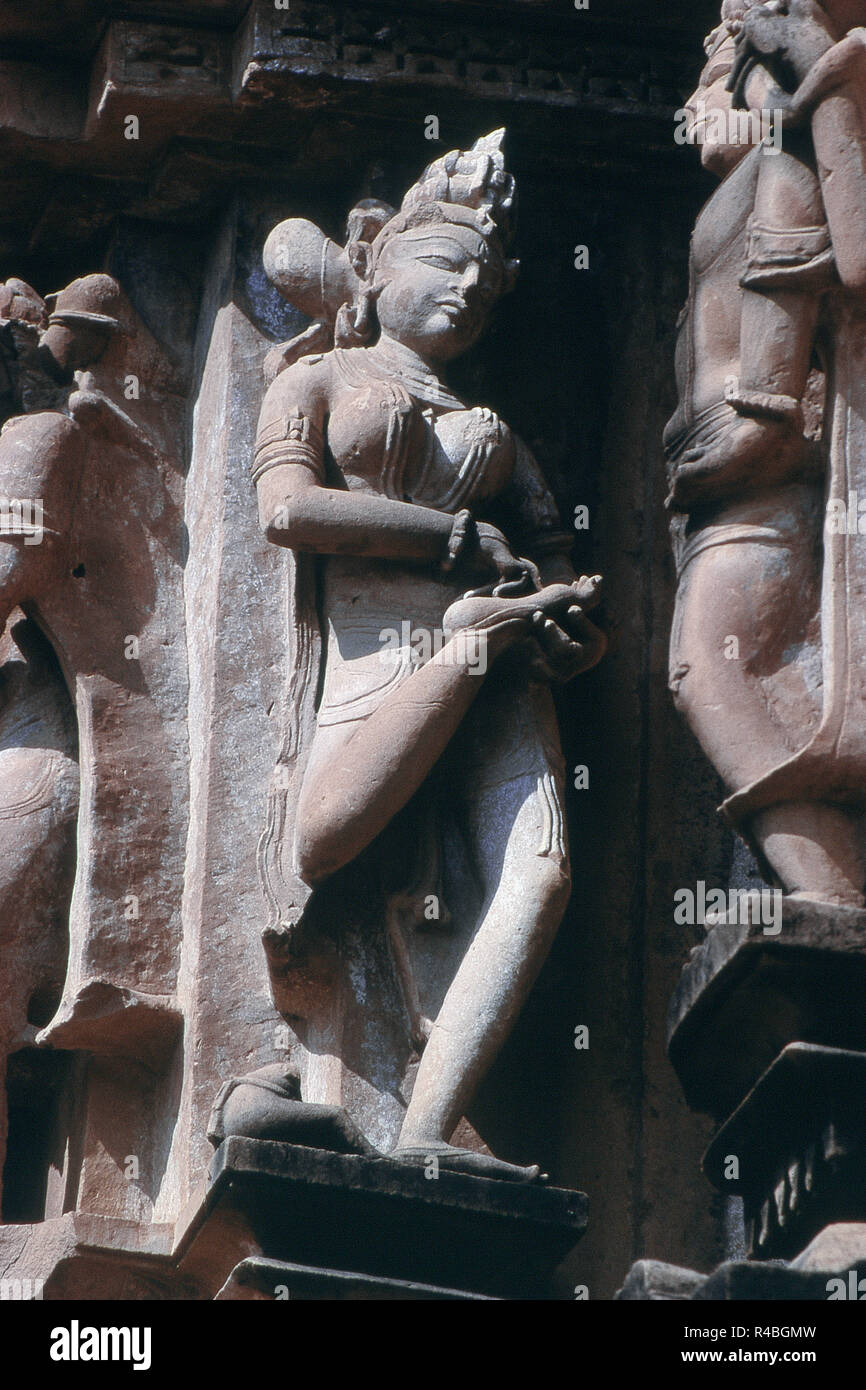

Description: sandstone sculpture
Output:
[667,0,866,906]
[226,131,606,1179]
[0,273,188,1223]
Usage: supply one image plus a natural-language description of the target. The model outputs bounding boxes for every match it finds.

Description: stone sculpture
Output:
[222,131,606,1180]
[666,0,866,906]
[0,273,189,1224]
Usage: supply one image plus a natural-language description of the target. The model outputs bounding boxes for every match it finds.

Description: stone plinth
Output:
[703,1044,866,1260]
[618,1225,866,1301]
[667,901,866,1118]
[176,1137,588,1300]
[214,1256,494,1301]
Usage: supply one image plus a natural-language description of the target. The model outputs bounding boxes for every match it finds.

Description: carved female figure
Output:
[250,133,605,1178]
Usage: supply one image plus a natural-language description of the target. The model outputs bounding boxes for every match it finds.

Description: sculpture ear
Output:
[347,240,374,282]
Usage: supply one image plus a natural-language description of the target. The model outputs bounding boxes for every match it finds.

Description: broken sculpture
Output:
[667,0,866,907]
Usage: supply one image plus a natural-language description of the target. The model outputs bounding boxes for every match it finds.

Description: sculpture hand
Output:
[467,521,542,595]
[526,578,606,683]
[729,0,838,104]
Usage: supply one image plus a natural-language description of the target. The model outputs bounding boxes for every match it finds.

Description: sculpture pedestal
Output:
[621,900,866,1298]
[619,1224,866,1301]
[177,1137,588,1300]
[667,900,866,1117]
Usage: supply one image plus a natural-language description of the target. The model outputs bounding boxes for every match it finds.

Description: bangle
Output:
[441,509,475,572]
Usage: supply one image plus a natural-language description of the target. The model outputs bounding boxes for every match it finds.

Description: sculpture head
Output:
[40,274,131,379]
[263,131,519,368]
[339,132,519,363]
[685,0,764,176]
[0,279,46,328]
[345,204,510,362]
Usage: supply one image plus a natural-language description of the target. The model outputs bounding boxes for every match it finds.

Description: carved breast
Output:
[326,379,515,512]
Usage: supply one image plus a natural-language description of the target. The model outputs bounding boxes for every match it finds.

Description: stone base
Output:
[617,1223,866,1301]
[214,1256,494,1300]
[703,1044,866,1260]
[0,1213,184,1300]
[175,1137,588,1299]
[667,900,866,1118]
[0,1139,587,1300]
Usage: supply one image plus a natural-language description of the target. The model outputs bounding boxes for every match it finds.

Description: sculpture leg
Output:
[737,140,826,404]
[394,689,570,1163]
[671,520,865,905]
[295,583,584,885]
[0,747,78,1215]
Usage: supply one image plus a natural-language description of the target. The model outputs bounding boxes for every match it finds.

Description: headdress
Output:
[704,0,762,59]
[44,275,135,337]
[262,130,518,378]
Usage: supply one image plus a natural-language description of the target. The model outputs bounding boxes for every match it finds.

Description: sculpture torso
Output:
[666,149,761,450]
[320,347,516,510]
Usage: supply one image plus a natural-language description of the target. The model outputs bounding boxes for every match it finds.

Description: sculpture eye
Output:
[417,255,457,270]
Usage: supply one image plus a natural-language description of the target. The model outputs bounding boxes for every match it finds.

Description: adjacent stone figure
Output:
[667,0,866,905]
[239,132,606,1177]
[0,273,189,1220]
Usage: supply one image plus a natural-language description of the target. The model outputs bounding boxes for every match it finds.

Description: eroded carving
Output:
[667,0,866,906]
[226,131,605,1179]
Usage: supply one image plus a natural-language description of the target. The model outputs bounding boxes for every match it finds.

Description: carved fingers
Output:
[527,605,607,683]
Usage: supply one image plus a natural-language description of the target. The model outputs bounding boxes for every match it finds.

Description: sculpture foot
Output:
[207,1064,380,1156]
[390,1140,547,1184]
[444,577,600,637]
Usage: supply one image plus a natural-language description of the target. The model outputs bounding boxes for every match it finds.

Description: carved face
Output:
[372,221,504,362]
[684,36,749,176]
[39,321,112,378]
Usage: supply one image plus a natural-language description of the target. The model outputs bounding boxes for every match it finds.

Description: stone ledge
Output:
[174,1136,588,1298]
[667,900,866,1117]
[215,1254,496,1300]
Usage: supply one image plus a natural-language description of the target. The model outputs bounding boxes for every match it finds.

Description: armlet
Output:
[252,413,324,486]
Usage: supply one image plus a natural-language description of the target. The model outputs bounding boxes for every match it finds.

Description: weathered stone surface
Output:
[215,1256,493,1301]
[0,0,743,1303]
[619,1234,866,1303]
[176,1136,587,1299]
[240,130,606,1179]
[632,0,866,1298]
[703,1044,866,1261]
[616,1259,707,1302]
[668,901,866,1116]
[694,1257,866,1302]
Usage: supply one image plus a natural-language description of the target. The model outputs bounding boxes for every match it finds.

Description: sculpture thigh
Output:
[0,746,78,1194]
[669,502,821,797]
[0,747,79,1030]
[298,636,571,956]
[447,672,571,981]
[396,674,571,1139]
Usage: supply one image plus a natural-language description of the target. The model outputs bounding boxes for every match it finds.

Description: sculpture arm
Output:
[733,3,866,295]
[797,34,866,296]
[787,29,866,116]
[254,358,457,561]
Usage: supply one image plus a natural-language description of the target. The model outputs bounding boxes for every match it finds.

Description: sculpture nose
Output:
[459,264,482,302]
